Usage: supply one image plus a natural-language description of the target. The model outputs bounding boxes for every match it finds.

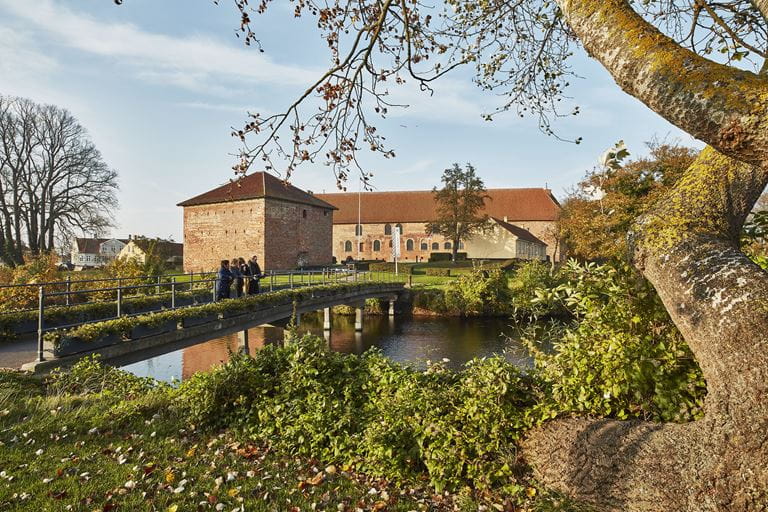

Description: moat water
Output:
[120,314,532,382]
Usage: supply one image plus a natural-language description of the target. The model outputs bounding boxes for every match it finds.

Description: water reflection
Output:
[121,314,531,382]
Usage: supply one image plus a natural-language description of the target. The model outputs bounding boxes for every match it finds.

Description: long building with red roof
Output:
[315,188,562,263]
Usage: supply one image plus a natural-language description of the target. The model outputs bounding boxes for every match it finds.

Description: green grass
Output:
[0,369,582,512]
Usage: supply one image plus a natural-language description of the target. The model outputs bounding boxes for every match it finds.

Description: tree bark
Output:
[518,2,768,509]
[522,148,768,510]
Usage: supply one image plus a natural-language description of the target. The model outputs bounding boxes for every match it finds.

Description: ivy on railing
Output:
[43,281,400,347]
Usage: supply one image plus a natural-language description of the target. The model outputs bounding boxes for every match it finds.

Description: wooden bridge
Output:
[0,270,405,374]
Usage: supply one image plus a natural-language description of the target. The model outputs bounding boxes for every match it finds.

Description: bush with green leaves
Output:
[524,260,706,422]
[508,260,563,317]
[47,354,160,397]
[444,267,511,316]
[176,334,546,493]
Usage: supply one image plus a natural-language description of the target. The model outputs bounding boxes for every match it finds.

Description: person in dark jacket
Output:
[248,255,262,294]
[231,255,244,298]
[238,257,251,294]
[216,260,233,300]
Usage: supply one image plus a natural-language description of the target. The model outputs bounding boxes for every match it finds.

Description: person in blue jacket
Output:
[216,260,233,300]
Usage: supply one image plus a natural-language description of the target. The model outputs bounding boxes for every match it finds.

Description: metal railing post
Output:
[289,272,293,289]
[171,278,176,309]
[116,282,123,317]
[309,271,312,286]
[212,277,218,302]
[156,275,161,295]
[270,271,274,292]
[189,271,194,292]
[65,276,71,306]
[37,286,45,362]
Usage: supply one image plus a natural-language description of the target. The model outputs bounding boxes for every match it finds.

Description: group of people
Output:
[216,255,263,300]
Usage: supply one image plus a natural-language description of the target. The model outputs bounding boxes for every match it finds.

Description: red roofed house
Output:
[315,188,561,263]
[178,172,337,272]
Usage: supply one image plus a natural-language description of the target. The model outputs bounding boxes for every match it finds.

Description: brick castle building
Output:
[178,172,336,271]
[315,188,561,263]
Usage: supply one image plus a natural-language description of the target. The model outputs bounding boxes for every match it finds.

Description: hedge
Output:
[0,288,213,342]
[369,262,415,275]
[428,252,467,262]
[44,282,397,347]
[425,268,451,277]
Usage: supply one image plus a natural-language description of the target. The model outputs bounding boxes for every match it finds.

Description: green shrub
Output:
[524,260,705,422]
[428,252,467,262]
[425,267,451,277]
[509,260,563,317]
[369,262,414,274]
[174,335,544,493]
[410,289,449,314]
[444,268,511,316]
[47,355,158,397]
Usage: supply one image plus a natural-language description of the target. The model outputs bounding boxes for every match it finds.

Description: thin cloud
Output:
[0,0,317,94]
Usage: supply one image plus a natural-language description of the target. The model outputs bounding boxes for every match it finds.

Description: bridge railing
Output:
[7,268,405,362]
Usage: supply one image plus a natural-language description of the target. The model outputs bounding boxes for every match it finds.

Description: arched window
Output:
[359,242,364,252]
[444,242,452,250]
[373,240,381,251]
[355,224,363,236]
[406,239,414,251]
[395,223,403,234]
[431,242,439,250]
[344,241,353,252]
[420,241,428,251]
[384,224,392,235]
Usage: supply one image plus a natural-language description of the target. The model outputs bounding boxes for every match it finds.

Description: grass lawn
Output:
[0,370,579,512]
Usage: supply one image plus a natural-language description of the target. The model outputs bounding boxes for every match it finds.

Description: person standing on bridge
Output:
[231,255,244,298]
[216,260,233,300]
[248,255,262,295]
[238,257,251,295]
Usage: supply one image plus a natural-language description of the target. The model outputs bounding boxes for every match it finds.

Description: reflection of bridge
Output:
[23,281,405,374]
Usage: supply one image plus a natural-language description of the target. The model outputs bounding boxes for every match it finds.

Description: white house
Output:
[71,237,128,270]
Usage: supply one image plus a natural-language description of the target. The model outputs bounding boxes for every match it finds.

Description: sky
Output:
[0,0,700,242]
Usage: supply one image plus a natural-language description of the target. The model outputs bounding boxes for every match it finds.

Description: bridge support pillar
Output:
[238,329,250,355]
[388,299,395,317]
[354,308,363,332]
[323,307,331,330]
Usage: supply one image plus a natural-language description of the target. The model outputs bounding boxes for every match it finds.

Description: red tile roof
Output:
[492,218,547,246]
[315,188,560,224]
[177,171,337,210]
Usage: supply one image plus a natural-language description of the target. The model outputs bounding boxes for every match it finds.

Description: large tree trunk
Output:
[522,148,768,510]
[519,2,768,509]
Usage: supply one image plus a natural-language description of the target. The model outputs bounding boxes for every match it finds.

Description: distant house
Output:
[119,238,184,266]
[71,237,128,270]
[463,217,547,261]
[178,171,336,272]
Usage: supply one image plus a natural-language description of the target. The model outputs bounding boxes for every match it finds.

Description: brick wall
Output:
[263,199,334,269]
[182,199,266,273]
[182,197,333,272]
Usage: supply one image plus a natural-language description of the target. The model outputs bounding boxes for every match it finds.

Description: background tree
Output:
[0,96,118,267]
[560,141,698,262]
[116,0,768,508]
[425,163,489,262]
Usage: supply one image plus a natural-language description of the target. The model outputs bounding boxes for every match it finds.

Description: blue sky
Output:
[0,0,699,241]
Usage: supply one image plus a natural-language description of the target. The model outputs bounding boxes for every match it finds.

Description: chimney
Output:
[128,234,132,241]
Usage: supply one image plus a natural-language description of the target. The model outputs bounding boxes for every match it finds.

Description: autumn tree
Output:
[0,96,118,267]
[560,141,698,262]
[117,0,768,508]
[425,163,489,262]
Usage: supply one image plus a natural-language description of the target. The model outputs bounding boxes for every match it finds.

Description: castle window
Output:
[406,239,414,251]
[395,223,402,234]
[420,242,428,251]
[373,240,381,251]
[302,209,307,218]
[431,242,439,250]
[344,241,353,252]
[384,224,392,235]
[359,242,364,251]
[444,242,452,250]
[355,224,363,236]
